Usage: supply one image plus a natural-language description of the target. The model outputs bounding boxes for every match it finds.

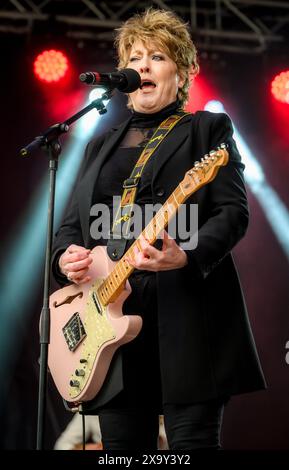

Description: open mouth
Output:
[140,80,156,89]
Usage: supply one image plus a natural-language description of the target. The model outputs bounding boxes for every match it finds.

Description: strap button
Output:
[156,188,165,197]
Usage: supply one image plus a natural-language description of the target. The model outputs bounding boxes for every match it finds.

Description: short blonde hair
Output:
[115,8,199,107]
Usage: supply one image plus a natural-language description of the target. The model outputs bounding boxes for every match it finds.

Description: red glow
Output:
[49,89,86,121]
[34,49,69,83]
[271,70,289,104]
[185,75,219,113]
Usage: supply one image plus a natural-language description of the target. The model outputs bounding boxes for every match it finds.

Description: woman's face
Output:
[126,41,184,113]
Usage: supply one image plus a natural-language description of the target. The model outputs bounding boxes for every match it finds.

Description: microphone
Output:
[79,68,141,93]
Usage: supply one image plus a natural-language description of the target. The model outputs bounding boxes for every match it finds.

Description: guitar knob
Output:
[70,380,80,387]
[75,369,85,377]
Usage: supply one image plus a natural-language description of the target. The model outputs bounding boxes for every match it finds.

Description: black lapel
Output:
[152,114,192,185]
[78,116,132,244]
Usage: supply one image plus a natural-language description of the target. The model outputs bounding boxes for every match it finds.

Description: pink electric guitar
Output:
[48,145,229,404]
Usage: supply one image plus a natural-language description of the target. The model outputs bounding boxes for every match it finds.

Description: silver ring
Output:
[67,273,72,281]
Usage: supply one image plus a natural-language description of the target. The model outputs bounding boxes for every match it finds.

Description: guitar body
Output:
[48,245,142,404]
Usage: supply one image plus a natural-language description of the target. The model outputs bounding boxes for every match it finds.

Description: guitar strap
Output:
[107,110,190,261]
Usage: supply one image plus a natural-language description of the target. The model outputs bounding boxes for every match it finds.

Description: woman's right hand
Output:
[59,244,93,285]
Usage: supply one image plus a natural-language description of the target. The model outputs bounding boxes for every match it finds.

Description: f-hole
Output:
[53,292,83,308]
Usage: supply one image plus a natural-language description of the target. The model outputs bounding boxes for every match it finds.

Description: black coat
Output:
[52,110,266,408]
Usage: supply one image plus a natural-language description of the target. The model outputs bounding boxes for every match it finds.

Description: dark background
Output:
[0,8,289,451]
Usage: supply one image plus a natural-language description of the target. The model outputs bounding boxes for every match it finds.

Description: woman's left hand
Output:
[125,230,188,272]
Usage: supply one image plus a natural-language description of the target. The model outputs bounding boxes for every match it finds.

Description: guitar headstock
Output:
[180,144,229,196]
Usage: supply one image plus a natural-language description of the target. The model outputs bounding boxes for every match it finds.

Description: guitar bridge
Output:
[62,312,86,351]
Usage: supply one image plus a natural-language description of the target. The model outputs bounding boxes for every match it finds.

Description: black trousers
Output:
[98,399,225,450]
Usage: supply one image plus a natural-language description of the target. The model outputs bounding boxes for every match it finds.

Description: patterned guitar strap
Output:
[107,110,190,261]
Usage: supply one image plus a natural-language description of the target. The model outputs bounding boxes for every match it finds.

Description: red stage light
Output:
[34,49,69,83]
[271,70,289,104]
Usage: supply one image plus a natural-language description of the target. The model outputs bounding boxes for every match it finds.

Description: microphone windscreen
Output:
[119,68,141,93]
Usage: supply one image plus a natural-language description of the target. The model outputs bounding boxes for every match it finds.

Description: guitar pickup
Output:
[92,292,103,315]
[62,312,87,352]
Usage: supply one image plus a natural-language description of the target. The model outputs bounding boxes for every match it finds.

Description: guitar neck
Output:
[97,183,189,306]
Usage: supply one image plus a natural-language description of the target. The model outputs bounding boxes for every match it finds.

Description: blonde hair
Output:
[115,8,199,107]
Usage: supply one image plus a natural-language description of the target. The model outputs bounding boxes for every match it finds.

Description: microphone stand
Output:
[20,90,113,450]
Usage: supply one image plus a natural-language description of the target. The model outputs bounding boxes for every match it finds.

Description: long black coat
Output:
[52,110,266,408]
